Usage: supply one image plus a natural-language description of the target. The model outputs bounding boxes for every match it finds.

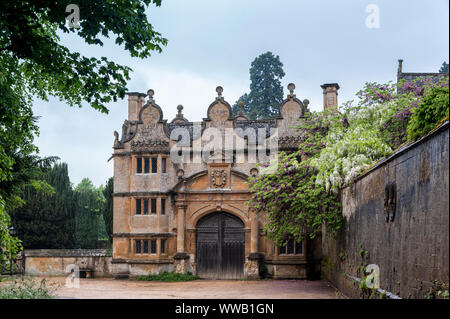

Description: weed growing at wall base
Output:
[0,277,58,299]
[136,271,199,282]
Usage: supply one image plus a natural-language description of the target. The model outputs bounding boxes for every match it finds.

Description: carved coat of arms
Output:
[210,170,227,188]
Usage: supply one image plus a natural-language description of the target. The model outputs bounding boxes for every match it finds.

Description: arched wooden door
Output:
[196,212,245,279]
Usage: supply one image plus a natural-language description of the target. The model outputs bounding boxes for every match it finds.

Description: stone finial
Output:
[303,99,310,112]
[176,104,184,119]
[287,83,295,95]
[147,89,155,103]
[113,131,119,147]
[238,101,245,115]
[216,86,223,99]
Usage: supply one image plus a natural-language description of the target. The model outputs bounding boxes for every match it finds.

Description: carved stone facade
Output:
[111,83,337,279]
[210,169,227,188]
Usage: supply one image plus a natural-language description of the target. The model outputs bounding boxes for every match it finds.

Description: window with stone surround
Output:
[144,157,150,173]
[135,197,167,216]
[135,240,142,254]
[135,198,141,215]
[143,199,149,215]
[278,239,303,255]
[151,157,157,173]
[136,156,157,174]
[150,239,157,254]
[150,198,157,214]
[160,239,166,254]
[143,240,149,253]
[136,157,142,174]
[134,239,166,255]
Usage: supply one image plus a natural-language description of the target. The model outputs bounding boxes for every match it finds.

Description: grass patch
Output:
[0,277,58,299]
[136,271,199,282]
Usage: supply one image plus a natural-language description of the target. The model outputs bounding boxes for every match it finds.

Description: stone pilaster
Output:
[246,212,262,279]
[176,204,186,253]
[174,203,189,274]
[250,213,259,253]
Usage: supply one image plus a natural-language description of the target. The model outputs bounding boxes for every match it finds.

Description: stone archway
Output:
[196,212,245,279]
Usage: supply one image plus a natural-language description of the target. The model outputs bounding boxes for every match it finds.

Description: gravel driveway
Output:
[47,277,339,299]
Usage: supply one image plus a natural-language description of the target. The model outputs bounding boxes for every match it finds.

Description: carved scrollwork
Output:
[121,120,138,143]
[130,139,169,152]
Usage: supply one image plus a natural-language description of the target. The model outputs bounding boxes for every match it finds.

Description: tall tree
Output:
[0,1,167,258]
[232,52,285,119]
[102,178,114,243]
[439,62,449,74]
[10,163,75,249]
[0,152,58,265]
[74,178,103,249]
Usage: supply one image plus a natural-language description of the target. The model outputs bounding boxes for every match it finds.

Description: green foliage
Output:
[102,177,114,243]
[439,62,449,74]
[359,248,368,259]
[0,0,167,270]
[0,277,57,299]
[425,280,449,299]
[136,271,199,282]
[10,163,75,249]
[407,82,449,141]
[74,178,104,248]
[311,84,399,194]
[0,0,167,113]
[311,78,448,194]
[248,110,343,244]
[248,77,449,244]
[0,69,58,212]
[0,198,22,267]
[232,52,285,119]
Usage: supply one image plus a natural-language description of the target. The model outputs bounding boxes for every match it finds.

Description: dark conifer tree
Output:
[232,52,285,119]
[10,163,75,248]
[74,178,102,249]
[439,61,449,74]
[102,177,114,243]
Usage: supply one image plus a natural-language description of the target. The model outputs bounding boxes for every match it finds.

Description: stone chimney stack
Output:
[397,59,404,82]
[126,92,146,121]
[321,83,340,110]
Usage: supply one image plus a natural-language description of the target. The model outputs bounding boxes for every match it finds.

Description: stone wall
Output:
[322,123,449,299]
[23,249,112,278]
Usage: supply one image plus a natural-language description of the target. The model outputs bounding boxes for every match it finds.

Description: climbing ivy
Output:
[0,198,22,268]
[406,78,449,141]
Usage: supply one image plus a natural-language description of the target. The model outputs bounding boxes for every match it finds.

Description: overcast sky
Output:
[32,0,449,187]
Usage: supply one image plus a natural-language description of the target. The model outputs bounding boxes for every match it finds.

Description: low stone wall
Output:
[23,249,113,278]
[322,123,449,299]
[111,258,174,278]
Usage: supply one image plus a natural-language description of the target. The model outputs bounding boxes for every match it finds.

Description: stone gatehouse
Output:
[111,83,339,279]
